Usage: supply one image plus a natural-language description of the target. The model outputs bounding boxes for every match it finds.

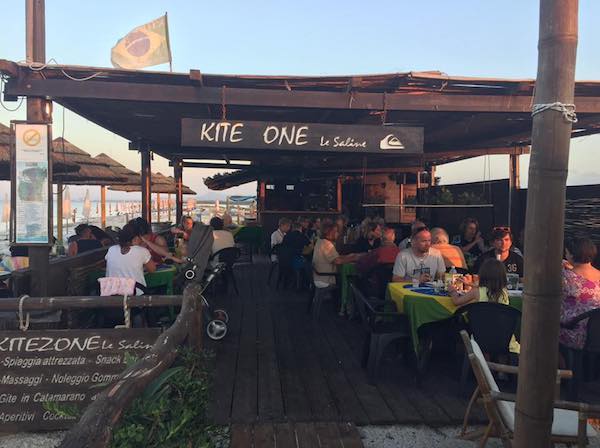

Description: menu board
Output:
[0,328,160,432]
[11,122,52,245]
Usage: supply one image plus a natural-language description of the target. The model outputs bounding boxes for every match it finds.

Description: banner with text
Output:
[11,122,52,245]
[0,328,160,431]
[181,119,423,154]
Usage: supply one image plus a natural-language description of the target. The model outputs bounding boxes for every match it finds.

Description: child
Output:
[450,258,519,354]
[450,258,509,306]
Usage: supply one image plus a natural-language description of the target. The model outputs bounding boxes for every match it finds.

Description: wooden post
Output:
[167,193,172,223]
[140,146,152,224]
[173,158,183,224]
[337,176,343,213]
[56,182,63,247]
[513,1,578,447]
[508,151,521,230]
[156,192,161,223]
[26,0,51,297]
[100,185,106,228]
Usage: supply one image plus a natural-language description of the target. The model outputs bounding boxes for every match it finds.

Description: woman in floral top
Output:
[560,238,600,350]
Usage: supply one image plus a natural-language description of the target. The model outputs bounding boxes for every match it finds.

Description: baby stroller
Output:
[182,222,229,340]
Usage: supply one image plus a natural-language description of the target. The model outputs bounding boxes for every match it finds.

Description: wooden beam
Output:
[179,161,253,169]
[141,146,152,224]
[173,158,183,223]
[8,77,600,113]
[100,185,106,228]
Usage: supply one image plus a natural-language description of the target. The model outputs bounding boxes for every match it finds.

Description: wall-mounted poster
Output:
[11,122,52,245]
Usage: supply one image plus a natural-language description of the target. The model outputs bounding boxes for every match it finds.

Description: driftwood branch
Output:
[58,283,203,448]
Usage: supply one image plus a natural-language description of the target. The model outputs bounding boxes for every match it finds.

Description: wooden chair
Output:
[459,330,599,447]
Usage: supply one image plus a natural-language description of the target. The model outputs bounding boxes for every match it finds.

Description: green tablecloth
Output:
[387,282,523,352]
[340,263,357,315]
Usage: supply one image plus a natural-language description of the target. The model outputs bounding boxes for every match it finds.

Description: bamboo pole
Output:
[56,182,63,246]
[167,193,172,223]
[513,1,578,446]
[100,185,106,228]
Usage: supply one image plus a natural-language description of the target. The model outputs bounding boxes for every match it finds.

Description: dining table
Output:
[386,282,523,353]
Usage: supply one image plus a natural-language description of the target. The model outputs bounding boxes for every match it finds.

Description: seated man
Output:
[356,226,400,275]
[431,227,467,269]
[313,219,361,288]
[270,217,291,261]
[353,222,382,253]
[473,228,523,277]
[67,224,102,256]
[392,226,446,283]
[398,220,426,250]
[210,216,235,256]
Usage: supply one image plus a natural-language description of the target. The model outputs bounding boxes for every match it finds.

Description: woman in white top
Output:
[105,223,156,295]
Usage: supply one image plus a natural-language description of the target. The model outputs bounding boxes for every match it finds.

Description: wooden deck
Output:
[206,258,489,431]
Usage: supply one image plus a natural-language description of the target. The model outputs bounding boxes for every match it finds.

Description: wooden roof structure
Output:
[109,171,196,195]
[2,60,600,189]
[51,137,127,185]
[0,122,80,180]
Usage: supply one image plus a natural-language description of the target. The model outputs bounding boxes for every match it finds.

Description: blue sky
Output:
[1,1,600,200]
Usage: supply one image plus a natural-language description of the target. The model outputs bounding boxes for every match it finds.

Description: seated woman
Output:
[130,217,169,264]
[431,227,467,270]
[210,216,235,256]
[560,237,600,350]
[450,258,520,353]
[452,217,486,269]
[67,224,102,256]
[105,223,156,295]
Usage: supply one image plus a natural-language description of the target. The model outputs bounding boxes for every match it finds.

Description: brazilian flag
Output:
[111,14,172,70]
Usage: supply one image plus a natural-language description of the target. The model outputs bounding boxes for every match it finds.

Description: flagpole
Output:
[164,11,173,72]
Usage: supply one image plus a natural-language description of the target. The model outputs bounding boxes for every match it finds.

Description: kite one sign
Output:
[181,119,423,154]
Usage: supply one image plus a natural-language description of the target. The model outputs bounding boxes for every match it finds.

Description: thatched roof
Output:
[52,137,126,185]
[0,123,80,179]
[109,171,196,194]
[93,153,141,186]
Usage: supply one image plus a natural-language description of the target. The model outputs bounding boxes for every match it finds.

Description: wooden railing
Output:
[0,284,203,448]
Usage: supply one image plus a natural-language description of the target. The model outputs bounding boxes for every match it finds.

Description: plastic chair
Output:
[350,281,409,383]
[211,247,241,295]
[454,302,521,394]
[357,263,394,301]
[309,268,340,320]
[561,308,600,400]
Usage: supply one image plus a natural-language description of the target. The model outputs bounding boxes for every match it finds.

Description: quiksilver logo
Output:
[379,134,405,150]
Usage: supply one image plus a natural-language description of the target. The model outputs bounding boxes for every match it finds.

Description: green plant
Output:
[111,348,227,448]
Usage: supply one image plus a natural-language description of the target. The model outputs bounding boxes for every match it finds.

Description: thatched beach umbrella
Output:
[52,137,126,244]
[109,172,196,223]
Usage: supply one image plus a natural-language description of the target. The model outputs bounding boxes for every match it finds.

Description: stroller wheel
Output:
[206,319,227,340]
[184,269,196,280]
[213,309,229,323]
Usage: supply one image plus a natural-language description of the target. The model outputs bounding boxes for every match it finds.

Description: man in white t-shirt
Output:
[270,217,291,261]
[392,226,445,283]
[210,216,235,255]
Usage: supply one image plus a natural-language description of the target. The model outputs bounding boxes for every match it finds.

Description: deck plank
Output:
[274,422,297,448]
[229,423,253,448]
[253,422,275,448]
[207,267,243,424]
[294,422,320,448]
[231,264,259,422]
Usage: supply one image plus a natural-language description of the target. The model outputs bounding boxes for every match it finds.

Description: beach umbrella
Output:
[83,189,91,221]
[63,187,72,234]
[3,193,9,236]
[186,197,196,213]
